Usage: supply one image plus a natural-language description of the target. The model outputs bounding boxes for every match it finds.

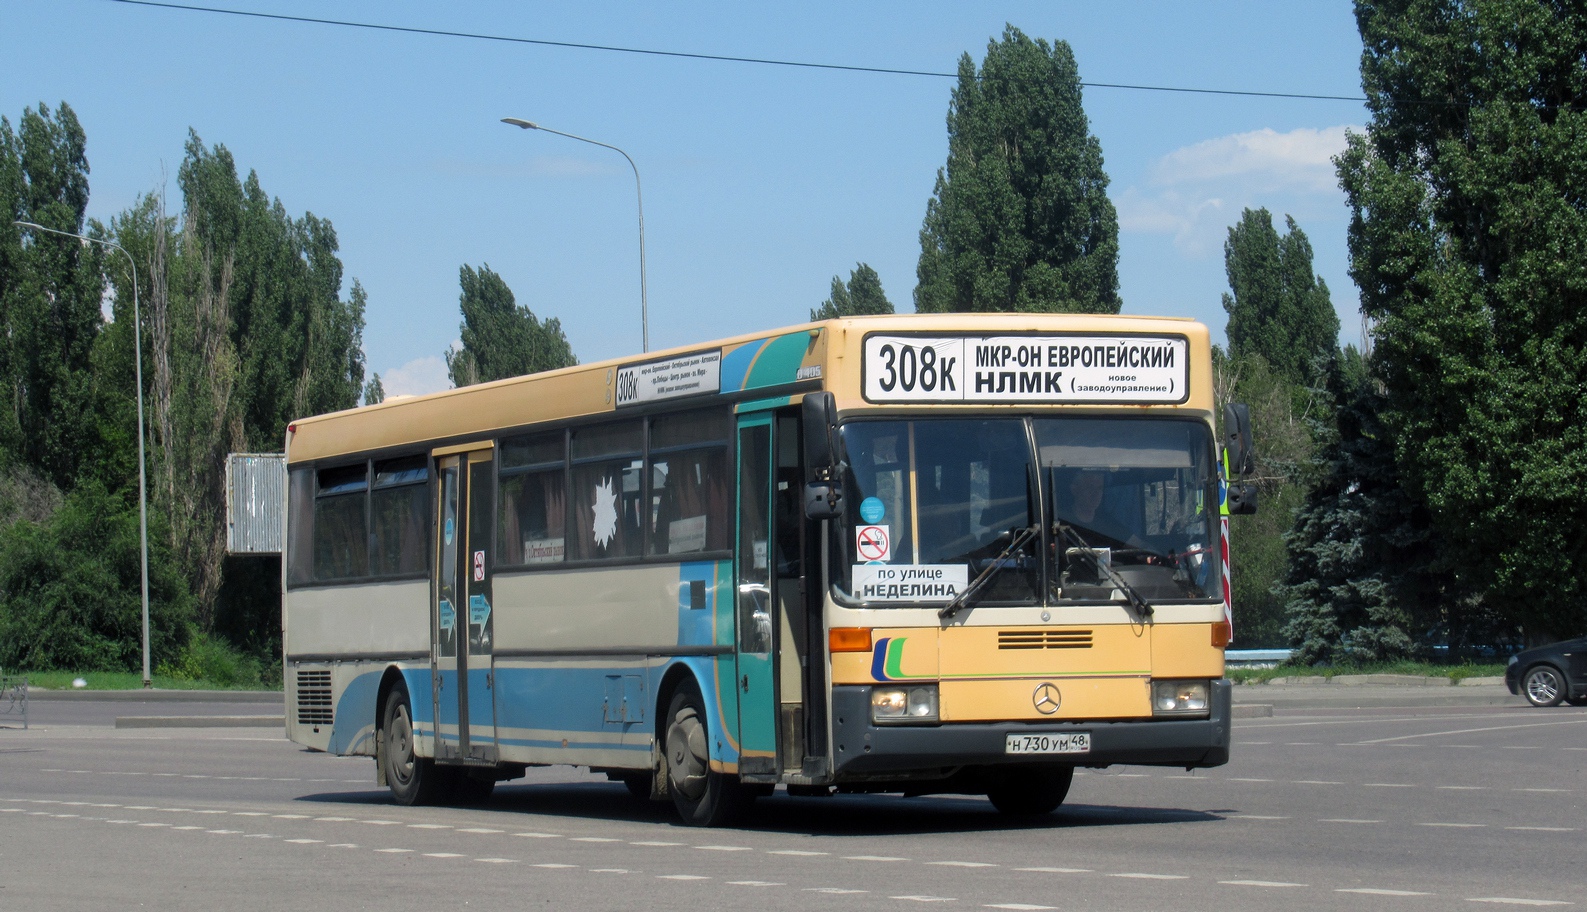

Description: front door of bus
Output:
[735,416,777,775]
[432,447,498,765]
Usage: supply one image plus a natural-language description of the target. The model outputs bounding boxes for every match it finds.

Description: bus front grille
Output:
[295,670,333,726]
[998,629,1093,650]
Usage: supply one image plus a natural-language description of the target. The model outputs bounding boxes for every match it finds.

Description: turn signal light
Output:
[1211,618,1232,648]
[829,627,872,653]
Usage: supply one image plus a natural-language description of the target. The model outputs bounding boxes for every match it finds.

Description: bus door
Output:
[734,415,778,777]
[432,446,498,765]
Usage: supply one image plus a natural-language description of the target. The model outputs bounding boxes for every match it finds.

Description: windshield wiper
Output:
[1054,522,1154,618]
[939,523,1041,620]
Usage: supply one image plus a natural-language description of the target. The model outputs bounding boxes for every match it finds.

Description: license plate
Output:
[1005,732,1090,755]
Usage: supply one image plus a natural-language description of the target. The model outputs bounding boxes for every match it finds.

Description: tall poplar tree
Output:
[916,25,1120,315]
[1222,208,1341,388]
[445,264,575,387]
[811,263,893,320]
[1338,0,1587,640]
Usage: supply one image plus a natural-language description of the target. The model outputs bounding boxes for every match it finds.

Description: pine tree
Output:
[915,25,1120,315]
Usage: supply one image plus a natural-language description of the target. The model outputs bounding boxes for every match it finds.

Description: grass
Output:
[11,670,280,692]
[1227,660,1509,685]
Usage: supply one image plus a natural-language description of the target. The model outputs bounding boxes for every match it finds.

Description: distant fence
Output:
[0,673,27,729]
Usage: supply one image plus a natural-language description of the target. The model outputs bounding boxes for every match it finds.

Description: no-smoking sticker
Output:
[855,525,891,562]
[473,550,486,582]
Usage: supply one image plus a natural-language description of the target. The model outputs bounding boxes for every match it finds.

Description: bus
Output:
[282,313,1257,826]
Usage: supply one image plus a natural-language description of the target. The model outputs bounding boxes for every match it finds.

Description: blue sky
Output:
[3,1,1367,397]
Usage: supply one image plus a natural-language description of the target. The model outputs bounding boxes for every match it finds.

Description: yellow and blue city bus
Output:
[282,313,1256,825]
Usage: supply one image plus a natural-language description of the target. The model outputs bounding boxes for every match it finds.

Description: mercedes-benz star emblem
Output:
[1033,682,1061,715]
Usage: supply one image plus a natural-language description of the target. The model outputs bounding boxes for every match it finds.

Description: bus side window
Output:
[313,463,369,581]
[648,409,731,557]
[500,432,567,566]
[370,455,429,576]
[286,466,315,586]
[570,421,644,561]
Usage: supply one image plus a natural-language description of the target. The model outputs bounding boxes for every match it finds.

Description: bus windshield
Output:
[837,417,1220,606]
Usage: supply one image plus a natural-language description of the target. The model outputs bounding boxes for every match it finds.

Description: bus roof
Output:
[287,313,1210,465]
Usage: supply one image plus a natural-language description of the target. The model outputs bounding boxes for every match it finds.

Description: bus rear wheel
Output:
[665,682,751,826]
[986,765,1074,816]
[381,687,450,806]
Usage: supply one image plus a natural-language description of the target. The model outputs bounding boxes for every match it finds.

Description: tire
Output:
[665,681,752,826]
[1523,665,1567,707]
[622,773,653,800]
[987,765,1075,816]
[451,771,496,805]
[1568,694,1587,707]
[381,687,451,805]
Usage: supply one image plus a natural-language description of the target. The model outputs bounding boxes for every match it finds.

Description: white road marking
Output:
[845,855,909,861]
[328,844,359,849]
[125,806,156,810]
[137,822,169,827]
[1355,719,1587,745]
[476,858,516,864]
[928,861,997,867]
[314,816,354,821]
[768,850,828,856]
[1014,867,1091,874]
[273,814,311,819]
[659,874,709,880]
[1505,827,1577,832]
[1338,888,1433,896]
[285,839,323,844]
[205,829,242,834]
[1227,777,1273,782]
[1419,823,1485,828]
[891,896,956,902]
[1292,780,1343,785]
[1221,880,1306,887]
[1321,819,1382,824]
[1467,899,1573,906]
[590,869,630,874]
[458,827,504,834]
[514,832,561,838]
[696,845,754,851]
[1110,873,1189,880]
[172,826,204,831]
[532,863,577,868]
[986,904,1056,910]
[423,853,465,858]
[1234,815,1290,820]
[572,836,621,843]
[408,824,451,829]
[375,848,412,854]
[632,841,684,846]
[729,881,786,886]
[362,820,403,825]
[1437,786,1486,790]
[806,888,868,894]
[1285,742,1318,745]
[1363,783,1416,788]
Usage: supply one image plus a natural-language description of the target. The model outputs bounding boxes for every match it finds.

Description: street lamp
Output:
[14,220,153,688]
[501,117,650,353]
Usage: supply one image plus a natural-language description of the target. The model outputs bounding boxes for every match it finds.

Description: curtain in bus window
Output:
[312,463,368,581]
[647,409,730,556]
[370,456,429,576]
[500,470,566,565]
[570,421,644,561]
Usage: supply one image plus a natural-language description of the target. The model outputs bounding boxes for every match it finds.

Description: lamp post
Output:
[14,220,153,688]
[501,117,649,353]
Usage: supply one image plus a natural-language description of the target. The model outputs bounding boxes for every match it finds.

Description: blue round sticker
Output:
[860,496,886,524]
[444,517,455,545]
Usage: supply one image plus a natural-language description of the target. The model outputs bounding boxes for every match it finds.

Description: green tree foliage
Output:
[915,25,1120,315]
[363,372,385,406]
[1279,349,1445,663]
[445,263,575,387]
[0,480,192,672]
[811,263,894,320]
[0,103,104,487]
[1222,208,1341,388]
[1338,0,1587,640]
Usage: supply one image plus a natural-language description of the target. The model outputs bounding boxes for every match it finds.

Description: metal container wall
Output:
[227,453,287,554]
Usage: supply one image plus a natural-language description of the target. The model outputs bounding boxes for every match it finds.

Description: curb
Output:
[27,690,282,703]
[114,715,285,729]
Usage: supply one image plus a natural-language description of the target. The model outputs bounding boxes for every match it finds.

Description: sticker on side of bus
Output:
[615,349,722,406]
[851,564,968,602]
[861,334,1189,405]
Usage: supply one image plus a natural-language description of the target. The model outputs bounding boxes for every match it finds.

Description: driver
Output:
[1058,468,1137,548]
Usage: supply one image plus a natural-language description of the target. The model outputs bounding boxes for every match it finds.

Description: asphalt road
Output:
[2,698,1584,911]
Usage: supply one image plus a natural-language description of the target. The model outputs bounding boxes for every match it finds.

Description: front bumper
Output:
[831,679,1232,777]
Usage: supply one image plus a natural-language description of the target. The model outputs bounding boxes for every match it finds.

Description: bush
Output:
[0,480,193,671]
[156,630,264,688]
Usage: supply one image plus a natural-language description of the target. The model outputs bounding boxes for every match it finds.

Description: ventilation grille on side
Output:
[296,670,333,725]
[998,629,1094,650]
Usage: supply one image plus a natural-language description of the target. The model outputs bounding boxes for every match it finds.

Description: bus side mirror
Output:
[1223,402,1255,477]
[1227,482,1258,515]
[802,391,838,475]
[804,482,844,520]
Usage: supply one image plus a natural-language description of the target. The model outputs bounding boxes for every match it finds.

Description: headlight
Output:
[1152,679,1211,716]
[871,685,939,723]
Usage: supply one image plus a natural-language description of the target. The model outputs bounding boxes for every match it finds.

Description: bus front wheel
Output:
[665,682,751,826]
[986,765,1074,816]
[381,687,450,806]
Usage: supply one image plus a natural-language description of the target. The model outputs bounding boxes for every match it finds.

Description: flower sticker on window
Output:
[592,476,619,549]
